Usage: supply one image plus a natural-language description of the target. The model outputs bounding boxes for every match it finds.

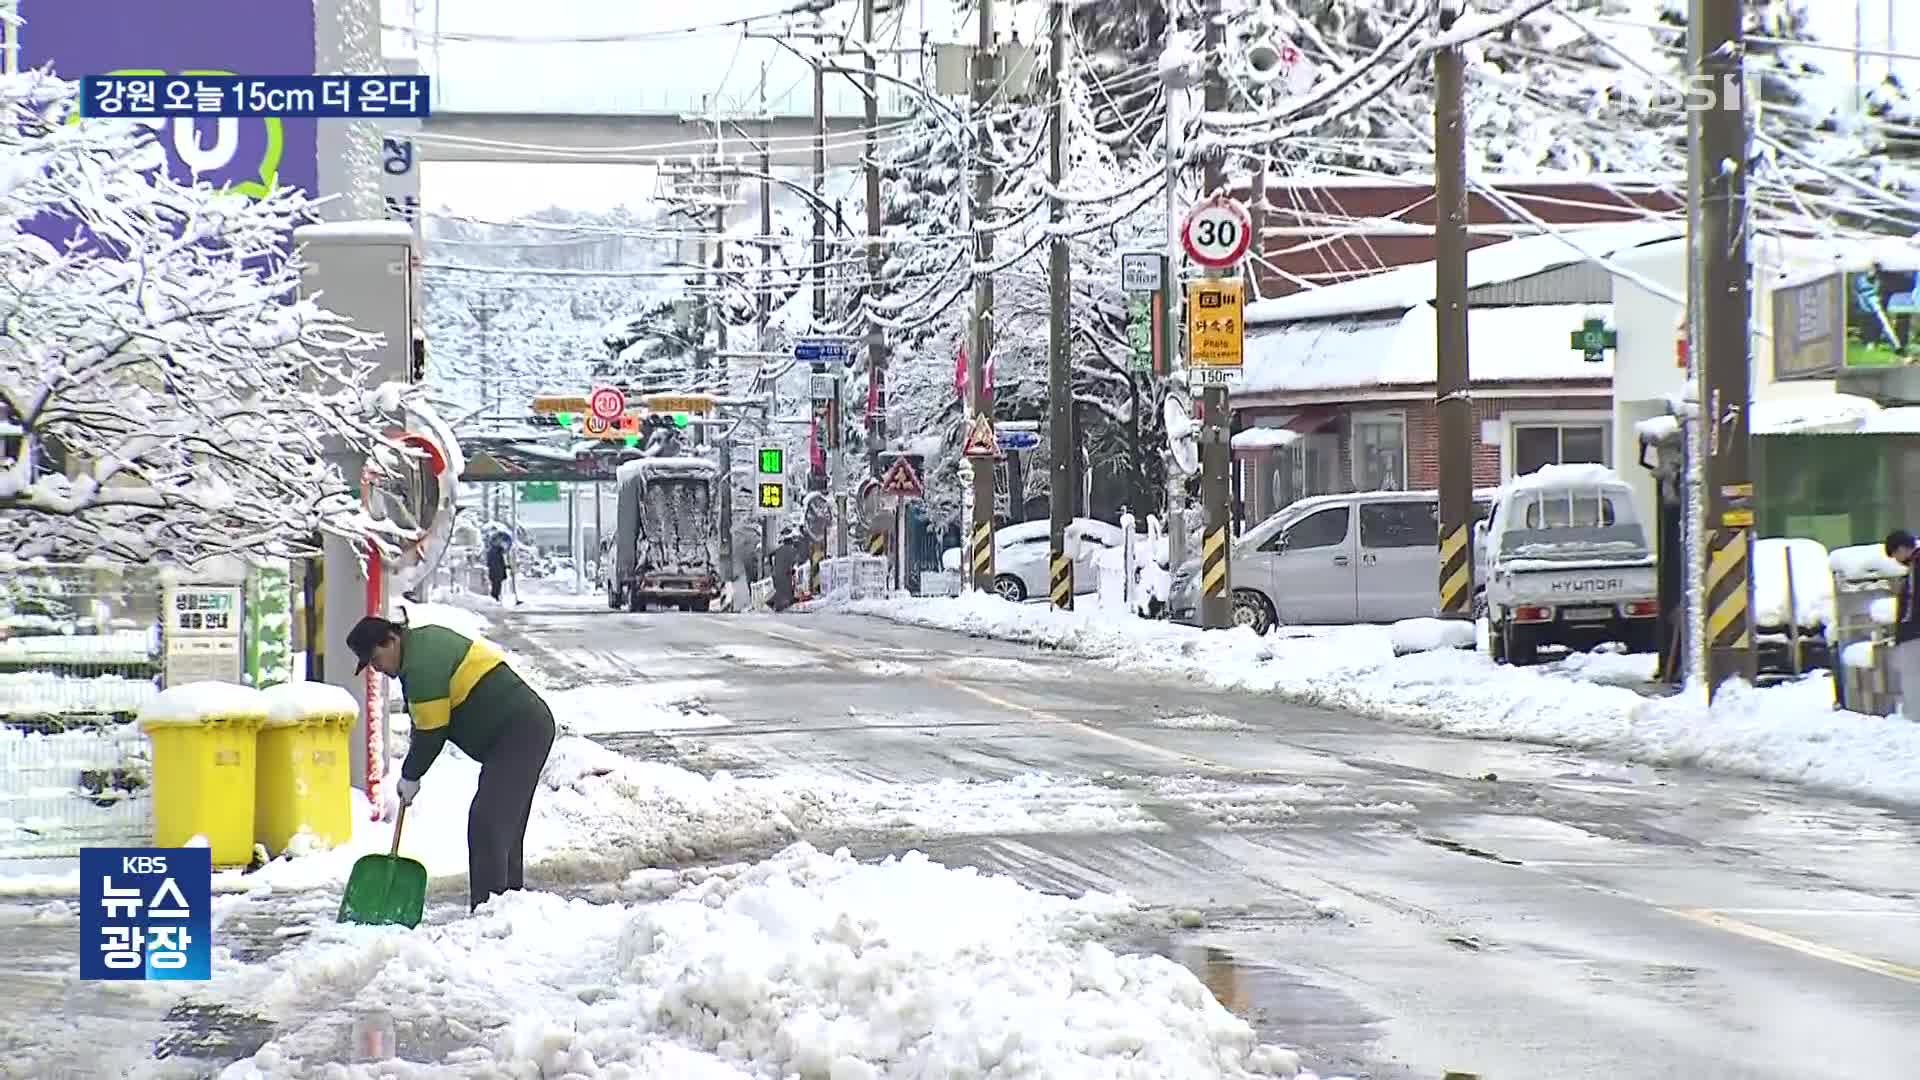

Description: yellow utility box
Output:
[256,683,355,855]
[138,683,267,868]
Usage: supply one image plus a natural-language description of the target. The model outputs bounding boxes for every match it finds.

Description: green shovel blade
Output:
[337,852,428,928]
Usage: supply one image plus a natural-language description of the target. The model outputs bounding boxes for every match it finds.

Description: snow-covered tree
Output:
[0,71,403,564]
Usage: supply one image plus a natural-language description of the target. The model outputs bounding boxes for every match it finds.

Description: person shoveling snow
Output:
[347,613,556,912]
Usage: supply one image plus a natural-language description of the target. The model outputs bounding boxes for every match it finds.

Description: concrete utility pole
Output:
[472,291,498,520]
[1047,0,1073,610]
[1433,5,1473,620]
[863,0,886,480]
[1692,0,1755,694]
[1196,0,1233,630]
[811,17,830,500]
[966,0,998,593]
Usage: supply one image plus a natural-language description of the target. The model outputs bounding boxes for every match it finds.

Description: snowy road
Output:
[500,603,1920,1079]
[3,600,1917,1077]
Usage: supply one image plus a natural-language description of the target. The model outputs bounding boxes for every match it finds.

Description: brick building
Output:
[1230,220,1679,528]
[1247,176,1684,299]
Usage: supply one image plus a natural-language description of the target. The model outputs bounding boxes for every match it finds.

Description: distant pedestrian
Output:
[1884,529,1920,718]
[347,614,556,912]
[485,533,510,601]
[769,526,801,612]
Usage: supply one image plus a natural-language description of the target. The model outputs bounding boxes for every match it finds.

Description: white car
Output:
[941,518,1125,602]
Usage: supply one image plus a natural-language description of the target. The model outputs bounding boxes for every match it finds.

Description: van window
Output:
[1268,506,1348,551]
[1522,491,1617,529]
[1360,501,1438,549]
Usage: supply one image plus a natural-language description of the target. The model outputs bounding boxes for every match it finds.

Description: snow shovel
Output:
[337,802,427,928]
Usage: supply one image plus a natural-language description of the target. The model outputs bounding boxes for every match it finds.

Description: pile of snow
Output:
[211,843,1328,1079]
[1830,543,1905,583]
[1752,537,1834,630]
[0,630,154,665]
[847,593,1920,807]
[553,680,730,735]
[1388,617,1476,656]
[0,672,156,715]
[259,681,356,728]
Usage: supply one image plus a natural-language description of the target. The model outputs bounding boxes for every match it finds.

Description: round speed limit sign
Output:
[1180,197,1252,269]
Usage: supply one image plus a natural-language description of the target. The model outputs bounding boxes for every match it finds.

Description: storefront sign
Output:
[1772,273,1846,381]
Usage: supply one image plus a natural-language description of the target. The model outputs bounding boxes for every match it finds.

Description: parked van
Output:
[1170,489,1495,633]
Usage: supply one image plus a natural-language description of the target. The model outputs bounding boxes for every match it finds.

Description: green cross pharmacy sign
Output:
[1570,316,1617,363]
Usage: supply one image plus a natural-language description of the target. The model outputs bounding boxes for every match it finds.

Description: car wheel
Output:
[690,599,710,613]
[1230,589,1276,635]
[628,590,645,613]
[993,574,1028,603]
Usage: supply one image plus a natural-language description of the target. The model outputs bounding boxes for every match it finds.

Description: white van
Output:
[1170,488,1496,633]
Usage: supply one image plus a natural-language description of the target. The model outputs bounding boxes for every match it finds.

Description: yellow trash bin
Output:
[256,683,355,856]
[139,683,268,868]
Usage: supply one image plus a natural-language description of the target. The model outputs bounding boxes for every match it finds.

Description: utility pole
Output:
[811,16,830,499]
[473,291,498,521]
[1047,0,1072,610]
[1693,0,1755,694]
[1433,5,1473,621]
[966,0,998,593]
[759,63,776,576]
[1196,0,1232,630]
[863,0,886,480]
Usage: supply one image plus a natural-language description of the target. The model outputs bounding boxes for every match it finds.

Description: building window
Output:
[1511,419,1610,479]
[1350,412,1406,491]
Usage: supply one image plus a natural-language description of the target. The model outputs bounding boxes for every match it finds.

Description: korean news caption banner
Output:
[18,0,320,198]
[80,847,212,981]
[80,75,430,119]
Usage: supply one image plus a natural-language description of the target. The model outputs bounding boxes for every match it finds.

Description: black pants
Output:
[467,691,555,911]
[488,572,504,600]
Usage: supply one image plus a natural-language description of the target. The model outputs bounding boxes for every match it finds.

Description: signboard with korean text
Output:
[1186,279,1245,367]
[1772,273,1846,381]
[163,584,243,686]
[80,847,212,981]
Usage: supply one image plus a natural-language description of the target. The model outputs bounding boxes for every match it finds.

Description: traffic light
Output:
[670,412,689,428]
[410,336,427,382]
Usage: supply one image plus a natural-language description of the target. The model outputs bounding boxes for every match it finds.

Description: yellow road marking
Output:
[1662,908,1920,985]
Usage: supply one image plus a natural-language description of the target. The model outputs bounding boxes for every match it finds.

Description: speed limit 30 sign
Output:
[1180,197,1252,270]
[589,385,627,422]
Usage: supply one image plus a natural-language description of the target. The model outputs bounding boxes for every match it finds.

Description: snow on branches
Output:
[0,71,403,564]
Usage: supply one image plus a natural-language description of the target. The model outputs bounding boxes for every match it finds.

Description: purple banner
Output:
[18,0,318,200]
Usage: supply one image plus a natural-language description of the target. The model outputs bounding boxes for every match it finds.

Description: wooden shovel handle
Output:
[390,802,407,857]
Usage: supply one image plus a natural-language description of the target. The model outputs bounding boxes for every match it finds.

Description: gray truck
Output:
[1480,465,1659,665]
[606,455,723,612]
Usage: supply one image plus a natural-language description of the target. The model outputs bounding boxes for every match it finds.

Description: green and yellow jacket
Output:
[394,624,530,780]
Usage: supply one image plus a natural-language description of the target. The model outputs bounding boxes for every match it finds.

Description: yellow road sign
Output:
[758,482,786,509]
[531,395,590,415]
[1186,279,1244,367]
[643,393,715,415]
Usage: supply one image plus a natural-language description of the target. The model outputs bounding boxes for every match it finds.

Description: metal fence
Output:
[0,563,162,858]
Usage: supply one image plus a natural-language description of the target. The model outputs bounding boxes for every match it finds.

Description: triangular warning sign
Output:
[961,413,997,457]
[880,457,922,497]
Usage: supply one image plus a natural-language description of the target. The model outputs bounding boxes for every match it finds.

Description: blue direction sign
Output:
[793,336,852,364]
[997,430,1040,452]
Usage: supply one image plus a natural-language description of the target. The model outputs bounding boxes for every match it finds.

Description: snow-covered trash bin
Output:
[1390,617,1477,656]
[255,682,354,857]
[1752,537,1834,676]
[139,682,267,867]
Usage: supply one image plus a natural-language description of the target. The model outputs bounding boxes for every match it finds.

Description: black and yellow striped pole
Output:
[1049,550,1073,609]
[968,516,994,588]
[1704,520,1753,666]
[1200,520,1230,616]
[1433,10,1474,621]
[866,531,886,557]
[1693,0,1755,694]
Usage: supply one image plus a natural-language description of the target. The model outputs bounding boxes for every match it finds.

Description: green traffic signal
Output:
[671,412,689,428]
[557,412,575,426]
[624,435,639,448]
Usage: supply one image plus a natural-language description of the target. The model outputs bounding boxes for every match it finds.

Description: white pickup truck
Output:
[1480,465,1660,665]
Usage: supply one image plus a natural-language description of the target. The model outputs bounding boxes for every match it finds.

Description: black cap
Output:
[346,615,404,674]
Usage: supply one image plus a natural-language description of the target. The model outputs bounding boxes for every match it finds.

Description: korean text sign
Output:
[80,847,212,981]
[81,75,431,119]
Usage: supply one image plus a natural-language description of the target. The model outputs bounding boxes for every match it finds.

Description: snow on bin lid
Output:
[140,682,269,727]
[260,682,358,729]
[1830,544,1905,583]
